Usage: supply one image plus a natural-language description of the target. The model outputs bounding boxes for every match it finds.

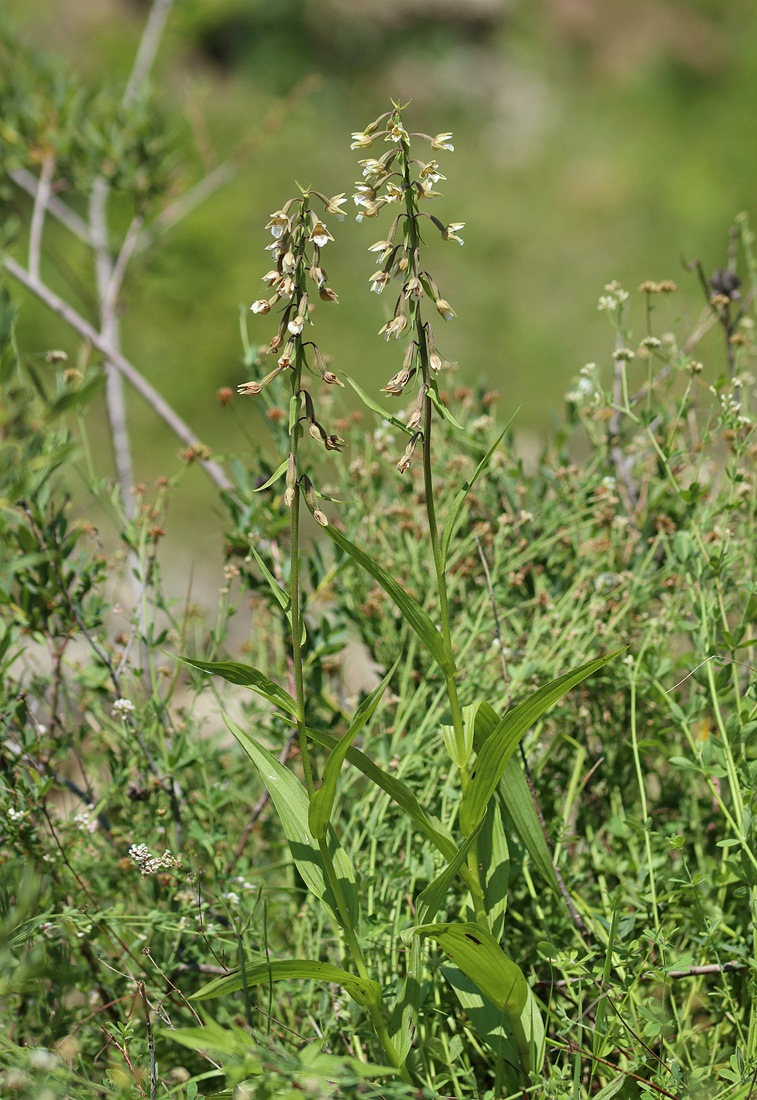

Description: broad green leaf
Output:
[443,967,544,1082]
[477,799,509,941]
[322,523,456,677]
[309,657,400,839]
[474,700,560,897]
[343,374,413,436]
[441,416,515,567]
[193,958,381,1009]
[413,922,526,1018]
[224,717,359,926]
[253,458,288,492]
[306,725,482,899]
[163,1017,260,1059]
[460,650,623,835]
[391,828,485,1066]
[180,657,298,717]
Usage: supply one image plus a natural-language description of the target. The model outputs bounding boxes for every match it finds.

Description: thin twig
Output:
[10,167,91,243]
[139,983,157,1100]
[90,174,137,516]
[123,0,175,107]
[535,960,746,988]
[102,213,144,324]
[3,256,231,490]
[28,153,55,283]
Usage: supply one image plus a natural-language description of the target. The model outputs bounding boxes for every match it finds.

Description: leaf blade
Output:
[460,650,623,834]
[322,523,456,677]
[193,958,382,1008]
[180,657,298,717]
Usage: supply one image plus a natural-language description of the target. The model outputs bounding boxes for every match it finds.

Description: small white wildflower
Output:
[266,210,290,239]
[601,476,616,489]
[112,698,135,716]
[73,811,97,835]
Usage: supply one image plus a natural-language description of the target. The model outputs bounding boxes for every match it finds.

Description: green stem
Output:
[289,198,314,798]
[318,838,412,1083]
[400,138,487,926]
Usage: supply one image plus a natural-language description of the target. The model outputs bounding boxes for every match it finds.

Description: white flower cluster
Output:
[597,281,629,312]
[112,698,135,716]
[73,810,97,835]
[129,844,180,876]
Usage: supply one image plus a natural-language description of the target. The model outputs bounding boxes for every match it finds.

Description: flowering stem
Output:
[289,200,314,799]
[400,140,487,925]
[400,148,467,769]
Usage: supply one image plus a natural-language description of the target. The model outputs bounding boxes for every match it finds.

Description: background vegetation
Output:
[2,3,757,1099]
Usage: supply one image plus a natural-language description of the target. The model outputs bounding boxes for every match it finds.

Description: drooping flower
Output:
[309,215,334,247]
[430,132,454,151]
[266,209,290,238]
[441,222,465,245]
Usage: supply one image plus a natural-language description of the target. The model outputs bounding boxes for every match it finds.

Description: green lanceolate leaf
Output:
[322,523,456,677]
[309,657,400,840]
[224,717,360,926]
[474,700,559,897]
[441,415,515,568]
[248,544,306,645]
[416,817,484,926]
[253,457,289,492]
[427,379,465,430]
[441,702,476,768]
[477,799,509,941]
[413,922,534,1078]
[443,967,544,1084]
[413,922,527,1016]
[193,958,382,1009]
[306,725,482,898]
[180,657,298,718]
[343,374,413,437]
[460,650,623,835]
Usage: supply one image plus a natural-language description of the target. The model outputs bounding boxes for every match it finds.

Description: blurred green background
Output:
[3,0,756,572]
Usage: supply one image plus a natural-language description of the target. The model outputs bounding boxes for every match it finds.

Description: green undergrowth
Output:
[2,215,757,1098]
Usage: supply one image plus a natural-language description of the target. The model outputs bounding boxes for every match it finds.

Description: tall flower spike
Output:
[237,188,347,520]
[352,103,460,473]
